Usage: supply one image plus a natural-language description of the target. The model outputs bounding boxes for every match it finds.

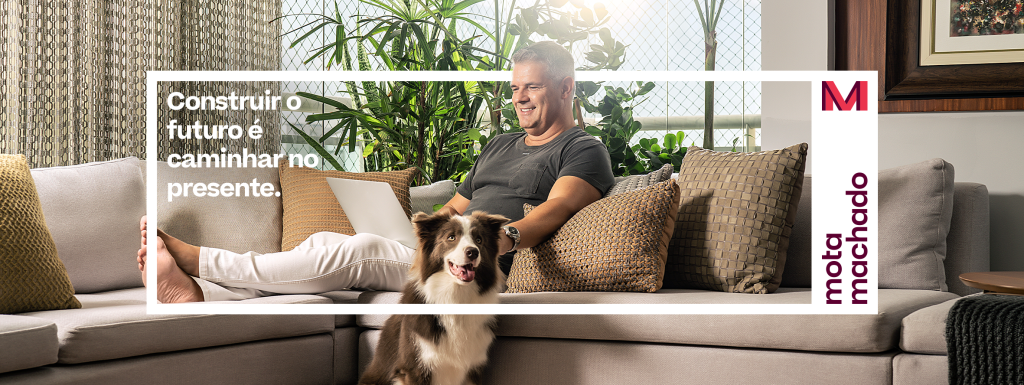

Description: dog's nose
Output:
[465,247,479,261]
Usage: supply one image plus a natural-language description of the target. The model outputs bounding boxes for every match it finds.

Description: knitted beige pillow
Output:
[507,179,680,293]
[0,155,81,313]
[665,143,808,294]
[605,163,674,197]
[278,160,418,251]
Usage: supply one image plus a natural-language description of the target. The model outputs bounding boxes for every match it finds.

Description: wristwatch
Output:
[502,225,520,254]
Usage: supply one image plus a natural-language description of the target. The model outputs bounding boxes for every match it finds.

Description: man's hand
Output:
[507,175,600,251]
[437,175,601,253]
[438,193,470,217]
[498,231,515,255]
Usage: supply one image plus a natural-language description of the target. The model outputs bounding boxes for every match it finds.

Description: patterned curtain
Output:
[0,0,281,168]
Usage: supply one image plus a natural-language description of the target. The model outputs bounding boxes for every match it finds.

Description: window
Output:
[279,0,761,171]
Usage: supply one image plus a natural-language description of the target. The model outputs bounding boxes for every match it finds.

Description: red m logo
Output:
[822,81,868,111]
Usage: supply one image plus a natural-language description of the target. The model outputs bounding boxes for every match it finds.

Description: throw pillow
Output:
[278,160,418,250]
[605,163,674,197]
[665,143,808,294]
[0,154,82,313]
[878,158,954,291]
[506,179,681,293]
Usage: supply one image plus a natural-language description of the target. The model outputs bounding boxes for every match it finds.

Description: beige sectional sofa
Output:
[0,156,989,384]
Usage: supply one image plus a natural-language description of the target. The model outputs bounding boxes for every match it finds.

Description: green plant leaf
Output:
[580,81,601,97]
[362,142,376,157]
[289,21,331,49]
[296,91,350,111]
[584,51,607,65]
[594,3,608,20]
[638,81,656,96]
[287,121,345,171]
[650,143,662,152]
[522,7,539,31]
[599,28,612,45]
[664,132,677,149]
[610,106,623,124]
[608,137,626,151]
[580,8,595,26]
[628,120,641,135]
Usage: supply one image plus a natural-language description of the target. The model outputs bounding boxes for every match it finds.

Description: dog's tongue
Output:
[450,262,476,282]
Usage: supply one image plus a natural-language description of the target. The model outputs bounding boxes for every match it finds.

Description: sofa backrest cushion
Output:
[30,157,144,294]
[877,158,955,291]
[153,161,283,255]
[944,182,989,296]
[410,179,456,215]
[784,159,977,294]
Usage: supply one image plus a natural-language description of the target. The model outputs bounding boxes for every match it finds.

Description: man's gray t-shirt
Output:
[457,127,615,223]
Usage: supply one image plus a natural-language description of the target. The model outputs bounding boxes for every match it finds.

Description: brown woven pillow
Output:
[605,163,674,197]
[665,143,807,294]
[507,179,681,293]
[0,155,82,313]
[278,160,418,250]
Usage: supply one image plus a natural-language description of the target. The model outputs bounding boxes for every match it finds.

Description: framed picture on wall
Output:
[835,0,1024,112]
[920,0,1024,66]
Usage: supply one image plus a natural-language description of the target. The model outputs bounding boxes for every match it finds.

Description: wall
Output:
[880,112,1024,271]
[760,0,830,174]
[762,0,1024,271]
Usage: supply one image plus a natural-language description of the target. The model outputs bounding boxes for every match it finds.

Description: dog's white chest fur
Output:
[414,272,498,385]
[415,314,495,385]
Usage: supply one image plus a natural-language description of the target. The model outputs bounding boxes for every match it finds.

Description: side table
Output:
[959,271,1024,295]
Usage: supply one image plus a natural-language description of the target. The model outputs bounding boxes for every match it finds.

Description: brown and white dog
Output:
[359,210,508,385]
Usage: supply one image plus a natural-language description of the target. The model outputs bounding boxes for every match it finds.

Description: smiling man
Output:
[139,41,613,302]
[437,41,615,274]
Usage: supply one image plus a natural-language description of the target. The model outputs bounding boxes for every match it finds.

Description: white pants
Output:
[190,232,414,302]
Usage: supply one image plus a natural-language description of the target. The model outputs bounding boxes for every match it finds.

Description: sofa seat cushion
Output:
[901,297,961,354]
[20,288,335,364]
[0,315,58,374]
[315,290,362,327]
[357,288,957,353]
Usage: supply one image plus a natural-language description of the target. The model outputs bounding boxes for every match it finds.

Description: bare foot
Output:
[140,233,204,303]
[139,216,202,277]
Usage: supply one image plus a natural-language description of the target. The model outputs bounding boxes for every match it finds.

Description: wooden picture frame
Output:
[836,0,1024,112]
[920,0,1024,66]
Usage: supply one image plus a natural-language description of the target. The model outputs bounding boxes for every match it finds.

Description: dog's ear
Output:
[471,211,509,234]
[412,211,452,239]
